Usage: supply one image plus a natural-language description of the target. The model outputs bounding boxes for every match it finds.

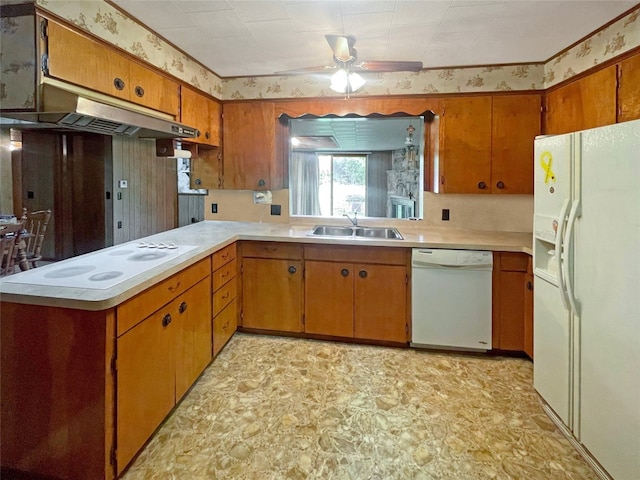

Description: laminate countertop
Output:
[0,221,532,311]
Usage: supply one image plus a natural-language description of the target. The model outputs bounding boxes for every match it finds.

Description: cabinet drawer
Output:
[213,258,237,292]
[212,243,236,270]
[498,252,529,272]
[304,245,408,265]
[241,241,302,260]
[117,258,210,336]
[213,279,237,313]
[213,299,237,357]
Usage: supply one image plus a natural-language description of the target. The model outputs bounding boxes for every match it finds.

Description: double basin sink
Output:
[309,225,404,240]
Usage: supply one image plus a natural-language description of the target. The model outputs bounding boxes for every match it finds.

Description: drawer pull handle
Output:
[162,313,172,327]
[222,292,229,300]
[221,271,229,278]
[179,301,188,313]
[341,268,349,277]
[223,320,229,329]
[168,281,181,292]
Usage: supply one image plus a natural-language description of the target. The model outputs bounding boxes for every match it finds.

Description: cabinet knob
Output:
[113,77,125,91]
[288,265,297,274]
[359,269,368,278]
[179,301,188,313]
[477,181,487,190]
[134,85,145,97]
[194,178,202,186]
[257,179,266,187]
[340,268,349,277]
[162,313,172,327]
[496,181,505,189]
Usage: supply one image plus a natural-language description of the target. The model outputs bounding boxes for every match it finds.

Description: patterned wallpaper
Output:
[30,1,640,101]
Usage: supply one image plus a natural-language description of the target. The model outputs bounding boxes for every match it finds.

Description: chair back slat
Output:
[0,221,25,276]
[20,208,52,268]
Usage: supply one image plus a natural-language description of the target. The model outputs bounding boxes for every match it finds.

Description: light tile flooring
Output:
[122,334,597,480]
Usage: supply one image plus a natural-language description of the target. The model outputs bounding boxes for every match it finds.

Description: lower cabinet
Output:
[240,241,303,332]
[116,259,211,473]
[492,252,529,352]
[304,245,409,343]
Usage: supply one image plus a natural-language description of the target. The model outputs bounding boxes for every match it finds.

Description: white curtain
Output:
[290,151,321,216]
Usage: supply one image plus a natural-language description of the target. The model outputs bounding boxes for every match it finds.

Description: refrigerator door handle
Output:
[564,200,581,315]
[556,198,571,310]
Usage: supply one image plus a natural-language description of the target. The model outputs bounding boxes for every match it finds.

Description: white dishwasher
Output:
[411,249,493,351]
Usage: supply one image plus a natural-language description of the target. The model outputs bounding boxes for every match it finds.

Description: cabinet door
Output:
[129,61,179,116]
[117,306,175,471]
[304,260,354,337]
[492,252,527,351]
[175,277,212,400]
[242,258,303,332]
[618,53,640,123]
[47,20,129,102]
[439,96,492,193]
[222,102,277,189]
[354,264,407,343]
[491,95,541,194]
[545,65,617,134]
[213,299,237,357]
[181,86,220,146]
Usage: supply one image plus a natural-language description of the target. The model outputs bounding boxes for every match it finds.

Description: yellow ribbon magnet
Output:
[540,151,555,184]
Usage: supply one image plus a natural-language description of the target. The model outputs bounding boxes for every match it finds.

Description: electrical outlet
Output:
[117,221,122,229]
[271,204,281,215]
[117,192,122,200]
[442,209,450,221]
[211,203,218,214]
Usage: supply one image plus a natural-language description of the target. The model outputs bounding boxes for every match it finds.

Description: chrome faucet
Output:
[344,212,358,226]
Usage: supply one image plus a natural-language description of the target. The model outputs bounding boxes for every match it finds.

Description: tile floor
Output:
[122,333,597,480]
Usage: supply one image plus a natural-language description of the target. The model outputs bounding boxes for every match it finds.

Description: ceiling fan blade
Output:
[356,60,423,72]
[275,65,337,75]
[325,34,356,63]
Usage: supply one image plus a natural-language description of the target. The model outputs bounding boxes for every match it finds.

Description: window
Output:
[318,154,366,217]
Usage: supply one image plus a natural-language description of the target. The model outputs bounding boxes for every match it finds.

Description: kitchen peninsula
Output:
[0,220,531,479]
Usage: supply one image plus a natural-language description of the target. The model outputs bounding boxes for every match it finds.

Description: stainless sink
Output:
[354,227,404,240]
[310,225,355,236]
[309,225,403,240]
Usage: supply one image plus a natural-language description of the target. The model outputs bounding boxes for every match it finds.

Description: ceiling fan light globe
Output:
[348,72,365,92]
[330,69,348,92]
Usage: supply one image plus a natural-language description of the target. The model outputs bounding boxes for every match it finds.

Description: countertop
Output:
[0,221,532,311]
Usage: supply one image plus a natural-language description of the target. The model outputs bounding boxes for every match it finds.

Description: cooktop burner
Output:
[5,244,198,290]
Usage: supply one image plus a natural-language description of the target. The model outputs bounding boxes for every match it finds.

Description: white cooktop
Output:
[6,244,198,290]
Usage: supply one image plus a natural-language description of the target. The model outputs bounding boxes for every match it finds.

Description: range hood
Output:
[1,79,199,139]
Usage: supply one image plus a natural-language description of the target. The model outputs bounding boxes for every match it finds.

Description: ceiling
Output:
[112,0,637,78]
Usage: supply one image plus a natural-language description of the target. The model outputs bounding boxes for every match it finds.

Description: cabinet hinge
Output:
[39,18,48,40]
[240,263,244,274]
[110,356,117,374]
[41,53,49,76]
[110,444,117,468]
[302,313,305,328]
[405,324,409,334]
[405,274,408,285]
[440,175,445,185]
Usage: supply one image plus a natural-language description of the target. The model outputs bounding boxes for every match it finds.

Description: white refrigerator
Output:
[533,119,640,480]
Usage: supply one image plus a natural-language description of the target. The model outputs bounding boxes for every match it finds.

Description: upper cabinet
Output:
[618,54,640,123]
[545,65,617,134]
[180,86,221,147]
[44,19,180,117]
[491,94,541,195]
[438,94,541,194]
[222,101,280,190]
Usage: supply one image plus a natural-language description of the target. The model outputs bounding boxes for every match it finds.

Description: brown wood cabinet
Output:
[212,243,238,356]
[116,259,211,472]
[44,18,179,116]
[491,94,541,194]
[304,245,409,343]
[240,242,303,332]
[492,252,529,352]
[438,95,541,194]
[181,86,221,147]
[438,96,493,193]
[222,101,279,190]
[618,53,640,123]
[545,65,617,134]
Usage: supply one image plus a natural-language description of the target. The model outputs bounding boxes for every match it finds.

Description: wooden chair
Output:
[0,222,24,276]
[21,208,52,268]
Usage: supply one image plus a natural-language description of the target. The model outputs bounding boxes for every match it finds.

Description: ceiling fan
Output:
[277,35,423,94]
